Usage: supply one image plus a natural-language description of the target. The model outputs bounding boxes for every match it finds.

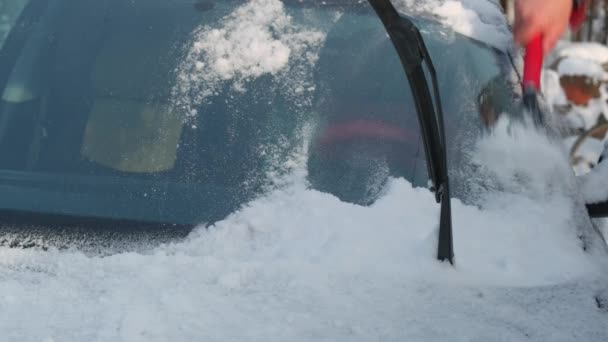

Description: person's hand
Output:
[513,0,573,53]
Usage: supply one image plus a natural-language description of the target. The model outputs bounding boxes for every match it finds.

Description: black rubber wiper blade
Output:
[367,0,454,264]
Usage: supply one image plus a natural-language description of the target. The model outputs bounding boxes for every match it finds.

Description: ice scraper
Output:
[521,35,544,127]
[521,1,589,126]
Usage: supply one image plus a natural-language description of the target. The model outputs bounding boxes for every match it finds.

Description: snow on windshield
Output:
[172,0,511,123]
[395,0,511,51]
[171,0,326,122]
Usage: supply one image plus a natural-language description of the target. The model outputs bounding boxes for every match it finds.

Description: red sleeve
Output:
[570,0,589,30]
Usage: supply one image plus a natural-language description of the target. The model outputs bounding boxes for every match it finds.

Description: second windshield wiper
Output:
[367,0,454,264]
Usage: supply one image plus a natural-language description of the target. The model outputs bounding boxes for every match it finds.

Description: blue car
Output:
[0,1,606,339]
[0,0,523,250]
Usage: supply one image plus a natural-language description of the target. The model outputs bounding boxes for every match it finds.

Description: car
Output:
[0,0,606,340]
[0,0,520,252]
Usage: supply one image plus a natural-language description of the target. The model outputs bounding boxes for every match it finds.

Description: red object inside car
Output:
[318,119,415,147]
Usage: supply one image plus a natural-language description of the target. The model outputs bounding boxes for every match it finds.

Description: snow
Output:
[574,97,607,130]
[171,0,511,123]
[429,0,511,50]
[558,56,607,80]
[171,0,325,120]
[566,135,605,175]
[0,118,607,341]
[553,41,608,65]
[544,43,608,172]
[172,0,512,124]
[581,141,608,203]
[395,0,511,51]
[546,73,608,138]
[547,43,608,133]
[0,1,606,340]
[542,69,569,107]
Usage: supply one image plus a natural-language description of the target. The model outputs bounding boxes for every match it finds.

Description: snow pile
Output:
[548,42,608,102]
[566,135,606,175]
[544,43,608,172]
[558,56,607,80]
[542,69,569,107]
[395,0,511,50]
[473,118,574,199]
[430,0,511,50]
[552,41,608,65]
[580,144,608,244]
[171,0,325,120]
[578,99,606,129]
[581,142,608,204]
[0,120,607,341]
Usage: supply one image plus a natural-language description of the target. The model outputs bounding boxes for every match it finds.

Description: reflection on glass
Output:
[0,1,515,226]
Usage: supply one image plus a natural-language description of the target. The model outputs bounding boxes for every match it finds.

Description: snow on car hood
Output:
[0,1,606,340]
[0,121,607,341]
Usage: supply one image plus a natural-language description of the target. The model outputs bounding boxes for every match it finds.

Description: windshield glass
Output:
[0,0,514,226]
[0,0,28,48]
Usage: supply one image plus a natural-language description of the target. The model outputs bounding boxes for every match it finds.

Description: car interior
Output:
[0,0,520,226]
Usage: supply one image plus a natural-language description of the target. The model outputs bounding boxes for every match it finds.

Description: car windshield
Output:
[0,0,514,227]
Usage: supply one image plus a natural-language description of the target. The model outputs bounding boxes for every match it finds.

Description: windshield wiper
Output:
[368,0,454,264]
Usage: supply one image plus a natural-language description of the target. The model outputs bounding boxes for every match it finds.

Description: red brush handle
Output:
[523,35,543,91]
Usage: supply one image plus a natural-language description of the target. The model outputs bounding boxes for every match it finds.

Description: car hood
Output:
[0,171,607,341]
